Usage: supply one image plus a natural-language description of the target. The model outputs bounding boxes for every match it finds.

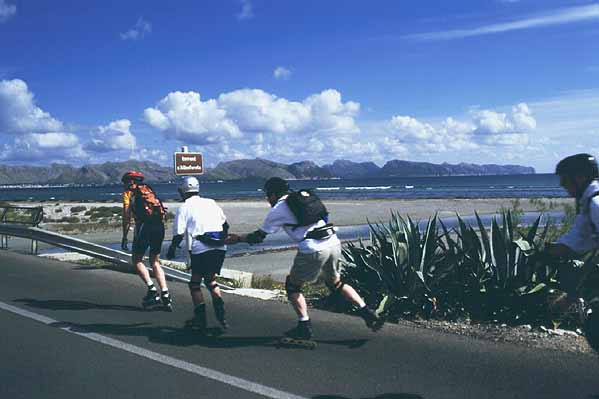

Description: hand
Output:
[121,237,129,251]
[224,234,241,245]
[166,244,177,260]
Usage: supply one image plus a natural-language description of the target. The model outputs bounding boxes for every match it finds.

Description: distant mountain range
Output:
[0,158,535,185]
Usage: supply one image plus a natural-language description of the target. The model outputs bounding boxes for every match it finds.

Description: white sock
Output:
[299,316,310,322]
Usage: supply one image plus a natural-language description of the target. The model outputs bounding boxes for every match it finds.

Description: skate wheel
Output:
[279,337,316,349]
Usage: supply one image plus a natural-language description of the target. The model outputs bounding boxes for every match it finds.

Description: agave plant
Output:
[457,211,552,323]
[341,208,567,326]
[342,212,447,320]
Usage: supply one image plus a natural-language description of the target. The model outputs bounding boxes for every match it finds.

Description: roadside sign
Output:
[173,152,203,175]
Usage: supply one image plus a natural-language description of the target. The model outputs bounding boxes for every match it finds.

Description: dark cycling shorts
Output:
[190,250,226,276]
[132,222,165,256]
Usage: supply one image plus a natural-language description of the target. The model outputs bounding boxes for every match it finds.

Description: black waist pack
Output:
[304,224,336,241]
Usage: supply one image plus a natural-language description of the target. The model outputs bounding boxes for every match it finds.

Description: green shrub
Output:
[71,206,87,213]
[342,210,568,326]
[60,216,80,223]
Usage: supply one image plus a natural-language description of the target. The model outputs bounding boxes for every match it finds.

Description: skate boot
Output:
[142,288,161,309]
[161,291,173,312]
[284,320,313,340]
[185,304,207,333]
[212,297,228,331]
[280,320,316,348]
[358,306,384,332]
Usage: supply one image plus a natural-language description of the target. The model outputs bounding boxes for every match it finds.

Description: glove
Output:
[224,234,240,245]
[121,237,128,251]
[166,244,177,260]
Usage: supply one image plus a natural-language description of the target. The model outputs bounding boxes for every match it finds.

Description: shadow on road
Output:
[40,319,369,350]
[313,394,424,399]
[15,298,144,312]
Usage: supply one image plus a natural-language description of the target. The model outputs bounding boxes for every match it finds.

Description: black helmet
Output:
[555,153,599,179]
[264,177,289,196]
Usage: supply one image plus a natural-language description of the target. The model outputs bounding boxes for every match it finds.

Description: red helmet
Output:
[121,170,144,183]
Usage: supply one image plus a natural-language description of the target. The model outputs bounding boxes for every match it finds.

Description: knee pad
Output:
[326,279,345,295]
[188,280,203,292]
[285,276,303,299]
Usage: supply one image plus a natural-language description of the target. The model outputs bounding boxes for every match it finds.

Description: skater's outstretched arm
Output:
[225,229,267,245]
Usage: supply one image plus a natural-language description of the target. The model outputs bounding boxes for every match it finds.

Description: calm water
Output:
[0,174,565,201]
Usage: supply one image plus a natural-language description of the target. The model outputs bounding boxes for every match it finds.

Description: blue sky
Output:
[0,0,598,172]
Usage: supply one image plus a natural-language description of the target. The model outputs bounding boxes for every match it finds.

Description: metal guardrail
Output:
[0,224,192,284]
[0,205,44,253]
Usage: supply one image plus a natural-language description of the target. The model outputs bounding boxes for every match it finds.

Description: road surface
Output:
[1,250,598,399]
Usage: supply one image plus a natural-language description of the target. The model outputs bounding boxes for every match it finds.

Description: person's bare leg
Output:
[133,254,153,285]
[335,278,366,308]
[206,274,228,329]
[150,253,168,292]
[288,291,309,319]
[329,277,383,331]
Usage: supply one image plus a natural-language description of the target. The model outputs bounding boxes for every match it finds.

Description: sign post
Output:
[173,150,203,176]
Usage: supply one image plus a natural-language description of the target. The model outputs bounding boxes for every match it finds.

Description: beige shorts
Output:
[289,244,342,284]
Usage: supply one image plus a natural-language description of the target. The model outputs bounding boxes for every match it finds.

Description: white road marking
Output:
[0,301,308,399]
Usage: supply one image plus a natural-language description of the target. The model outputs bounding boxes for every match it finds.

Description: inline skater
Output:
[546,154,599,347]
[166,176,229,333]
[121,171,171,310]
[226,177,383,343]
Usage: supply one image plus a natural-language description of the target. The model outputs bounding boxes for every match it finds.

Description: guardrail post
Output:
[31,239,38,255]
[0,234,7,249]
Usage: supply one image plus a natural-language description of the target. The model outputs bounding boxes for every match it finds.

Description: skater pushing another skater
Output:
[121,171,172,311]
[167,176,229,333]
[226,177,383,342]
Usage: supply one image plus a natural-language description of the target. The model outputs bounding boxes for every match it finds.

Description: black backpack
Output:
[285,189,328,227]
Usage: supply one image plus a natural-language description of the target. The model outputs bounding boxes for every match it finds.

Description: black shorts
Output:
[190,250,226,276]
[132,222,165,256]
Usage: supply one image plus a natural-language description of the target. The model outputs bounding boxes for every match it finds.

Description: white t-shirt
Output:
[173,195,227,255]
[260,195,341,254]
[557,180,599,254]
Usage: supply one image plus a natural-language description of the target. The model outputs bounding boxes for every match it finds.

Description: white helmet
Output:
[178,176,200,194]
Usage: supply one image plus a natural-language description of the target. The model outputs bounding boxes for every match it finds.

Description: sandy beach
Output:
[30,197,570,235]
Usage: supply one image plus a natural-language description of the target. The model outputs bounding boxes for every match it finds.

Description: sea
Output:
[0,173,565,202]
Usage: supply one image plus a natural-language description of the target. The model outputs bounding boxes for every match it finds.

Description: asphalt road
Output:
[1,250,599,399]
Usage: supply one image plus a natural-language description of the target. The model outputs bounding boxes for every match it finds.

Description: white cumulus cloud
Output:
[143,91,241,144]
[144,88,360,144]
[87,119,137,152]
[389,116,436,141]
[0,79,63,134]
[0,132,87,162]
[0,0,16,23]
[274,66,292,80]
[120,17,152,41]
[472,103,536,137]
